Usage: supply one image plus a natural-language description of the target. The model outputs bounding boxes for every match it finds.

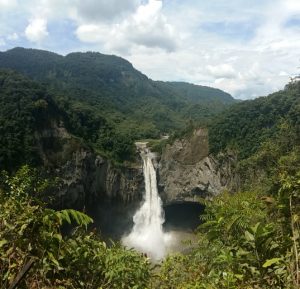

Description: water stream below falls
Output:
[122,148,199,260]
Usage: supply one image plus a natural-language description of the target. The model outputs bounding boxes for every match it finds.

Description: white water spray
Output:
[122,147,171,260]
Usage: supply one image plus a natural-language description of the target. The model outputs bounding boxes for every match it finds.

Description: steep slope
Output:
[0,47,236,136]
[0,70,145,212]
[209,81,300,159]
[157,81,300,203]
[208,81,300,191]
[161,81,234,104]
[0,69,61,170]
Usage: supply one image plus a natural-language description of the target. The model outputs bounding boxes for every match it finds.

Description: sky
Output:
[0,0,300,99]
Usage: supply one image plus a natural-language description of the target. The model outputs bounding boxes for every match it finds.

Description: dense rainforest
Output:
[0,47,299,288]
[0,47,235,164]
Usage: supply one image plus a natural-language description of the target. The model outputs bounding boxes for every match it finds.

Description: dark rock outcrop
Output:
[35,120,144,210]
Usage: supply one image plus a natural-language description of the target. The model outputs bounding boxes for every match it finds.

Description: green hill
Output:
[0,47,236,133]
[209,81,300,159]
[0,47,236,167]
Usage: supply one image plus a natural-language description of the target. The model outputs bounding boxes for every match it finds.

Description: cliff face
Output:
[35,120,144,210]
[37,122,237,209]
[158,129,238,204]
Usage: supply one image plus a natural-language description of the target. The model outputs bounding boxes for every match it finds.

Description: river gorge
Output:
[36,122,237,259]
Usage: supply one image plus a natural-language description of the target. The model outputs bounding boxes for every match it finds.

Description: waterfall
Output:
[122,148,170,260]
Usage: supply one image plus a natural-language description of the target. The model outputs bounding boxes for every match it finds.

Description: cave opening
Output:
[163,202,205,231]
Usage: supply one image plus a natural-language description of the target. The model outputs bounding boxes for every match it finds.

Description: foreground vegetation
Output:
[0,166,151,288]
[157,176,300,288]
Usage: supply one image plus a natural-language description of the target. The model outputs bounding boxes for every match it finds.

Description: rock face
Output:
[158,128,238,204]
[35,120,144,210]
[52,149,144,210]
[36,121,237,210]
[29,119,241,239]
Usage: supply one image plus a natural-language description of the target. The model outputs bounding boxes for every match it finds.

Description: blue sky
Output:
[0,0,299,99]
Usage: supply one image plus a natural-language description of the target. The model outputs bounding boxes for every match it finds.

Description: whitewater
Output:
[122,148,173,260]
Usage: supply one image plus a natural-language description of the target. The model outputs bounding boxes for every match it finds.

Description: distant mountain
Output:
[0,47,236,163]
[0,48,236,129]
[160,81,234,104]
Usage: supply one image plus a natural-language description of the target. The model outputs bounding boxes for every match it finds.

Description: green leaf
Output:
[244,231,254,242]
[262,258,282,268]
[0,239,8,248]
[48,252,60,267]
[53,233,62,242]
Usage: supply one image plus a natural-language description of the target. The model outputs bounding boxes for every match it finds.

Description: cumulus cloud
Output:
[25,18,49,43]
[284,0,300,12]
[206,64,236,79]
[7,32,19,41]
[74,0,139,23]
[0,38,6,46]
[0,0,17,9]
[76,0,176,53]
[75,25,104,43]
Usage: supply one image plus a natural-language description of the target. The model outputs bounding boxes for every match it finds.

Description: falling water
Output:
[122,148,171,260]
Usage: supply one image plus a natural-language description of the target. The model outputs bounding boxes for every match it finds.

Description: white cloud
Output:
[76,0,177,53]
[206,64,236,79]
[0,0,17,9]
[25,18,49,43]
[7,32,19,41]
[279,71,288,76]
[283,0,300,12]
[75,24,105,43]
[74,0,139,23]
[0,38,6,46]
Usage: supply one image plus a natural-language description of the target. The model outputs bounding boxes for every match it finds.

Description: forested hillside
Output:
[209,81,300,159]
[155,80,300,289]
[0,69,139,171]
[208,80,300,192]
[0,47,235,135]
[0,70,61,170]
[0,47,236,165]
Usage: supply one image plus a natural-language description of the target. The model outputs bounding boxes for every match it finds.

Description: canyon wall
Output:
[35,120,144,210]
[37,121,238,209]
[158,129,238,204]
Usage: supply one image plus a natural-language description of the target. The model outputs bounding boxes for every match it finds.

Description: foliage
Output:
[208,81,300,160]
[0,47,236,167]
[0,70,59,171]
[155,171,300,289]
[228,117,300,199]
[0,166,151,288]
[144,138,169,154]
[155,94,300,287]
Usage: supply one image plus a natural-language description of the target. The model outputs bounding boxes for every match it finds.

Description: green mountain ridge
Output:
[0,48,235,162]
[0,47,236,163]
[0,47,236,130]
[209,81,300,160]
